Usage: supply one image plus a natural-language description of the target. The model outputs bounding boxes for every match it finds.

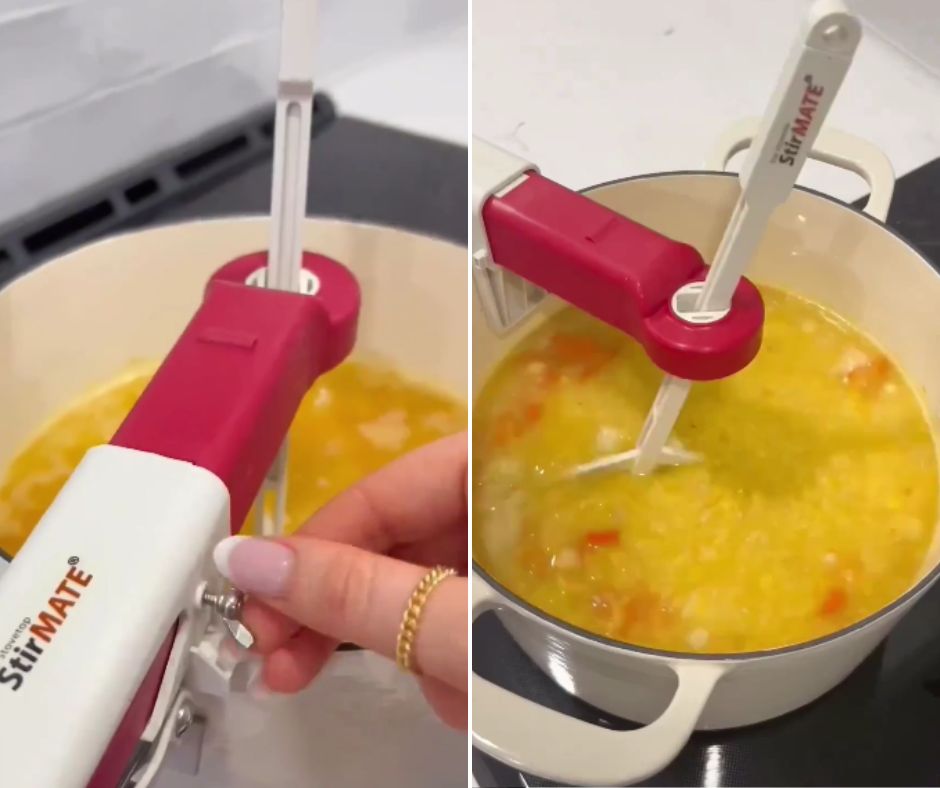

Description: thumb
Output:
[214,535,467,692]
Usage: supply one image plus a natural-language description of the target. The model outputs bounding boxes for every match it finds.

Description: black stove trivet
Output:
[473,158,940,788]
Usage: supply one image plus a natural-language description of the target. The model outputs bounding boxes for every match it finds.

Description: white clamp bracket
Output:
[472,137,547,334]
[126,583,258,787]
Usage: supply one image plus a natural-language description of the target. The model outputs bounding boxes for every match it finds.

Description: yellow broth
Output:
[473,287,938,653]
[0,361,465,556]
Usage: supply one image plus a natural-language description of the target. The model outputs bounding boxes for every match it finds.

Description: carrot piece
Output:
[845,354,893,396]
[490,415,520,447]
[819,587,849,617]
[488,398,545,449]
[548,334,599,363]
[584,530,620,549]
[618,591,670,638]
[489,414,518,448]
[523,402,543,425]
[547,334,615,379]
[543,366,562,386]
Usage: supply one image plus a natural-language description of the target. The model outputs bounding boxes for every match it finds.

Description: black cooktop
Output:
[0,93,466,286]
[473,158,940,787]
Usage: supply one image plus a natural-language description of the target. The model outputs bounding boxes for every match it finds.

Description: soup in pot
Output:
[473,287,938,653]
[0,360,465,556]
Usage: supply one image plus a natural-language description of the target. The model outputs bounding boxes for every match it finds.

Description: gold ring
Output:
[395,565,457,673]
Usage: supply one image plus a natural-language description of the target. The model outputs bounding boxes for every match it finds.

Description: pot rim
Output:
[0,214,464,296]
[473,168,940,663]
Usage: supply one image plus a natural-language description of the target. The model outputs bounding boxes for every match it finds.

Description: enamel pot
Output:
[0,218,467,788]
[472,126,940,786]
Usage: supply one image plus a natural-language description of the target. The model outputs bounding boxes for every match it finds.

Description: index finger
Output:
[296,431,467,551]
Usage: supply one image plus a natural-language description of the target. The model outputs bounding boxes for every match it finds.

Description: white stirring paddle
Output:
[571,0,862,479]
[255,0,318,535]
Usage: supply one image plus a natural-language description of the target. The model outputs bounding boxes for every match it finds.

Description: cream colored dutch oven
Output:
[0,217,468,788]
[472,126,940,786]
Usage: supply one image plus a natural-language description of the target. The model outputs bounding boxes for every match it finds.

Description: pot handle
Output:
[706,118,895,222]
[472,575,729,786]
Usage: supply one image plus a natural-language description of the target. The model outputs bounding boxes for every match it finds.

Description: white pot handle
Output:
[472,575,730,786]
[706,118,895,222]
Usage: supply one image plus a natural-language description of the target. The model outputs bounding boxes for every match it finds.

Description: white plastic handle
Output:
[472,575,730,786]
[707,119,895,222]
[698,0,860,314]
[735,0,860,209]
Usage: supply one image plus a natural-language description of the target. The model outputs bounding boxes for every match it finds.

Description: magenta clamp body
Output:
[481,172,764,380]
[87,251,360,788]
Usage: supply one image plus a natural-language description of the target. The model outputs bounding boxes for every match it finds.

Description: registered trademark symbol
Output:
[68,556,79,566]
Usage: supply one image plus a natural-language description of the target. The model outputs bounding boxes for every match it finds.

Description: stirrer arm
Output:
[267,0,318,292]
[473,138,764,381]
[114,254,358,530]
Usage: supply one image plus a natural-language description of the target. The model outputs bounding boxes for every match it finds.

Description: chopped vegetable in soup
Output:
[0,361,465,556]
[473,287,938,653]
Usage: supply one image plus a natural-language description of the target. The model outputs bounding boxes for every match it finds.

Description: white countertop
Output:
[472,0,940,203]
[0,0,469,228]
[325,24,468,146]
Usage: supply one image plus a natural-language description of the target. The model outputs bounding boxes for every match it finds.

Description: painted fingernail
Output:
[213,536,295,598]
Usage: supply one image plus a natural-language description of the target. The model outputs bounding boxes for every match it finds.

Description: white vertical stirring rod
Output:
[256,0,319,536]
[573,0,862,479]
[267,0,317,292]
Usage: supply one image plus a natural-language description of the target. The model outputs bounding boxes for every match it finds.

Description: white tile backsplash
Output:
[472,0,940,205]
[0,0,467,228]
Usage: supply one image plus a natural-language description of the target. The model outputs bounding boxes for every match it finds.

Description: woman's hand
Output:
[213,433,468,729]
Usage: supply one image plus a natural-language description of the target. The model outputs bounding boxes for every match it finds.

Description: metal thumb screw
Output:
[202,587,244,621]
[201,586,255,650]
